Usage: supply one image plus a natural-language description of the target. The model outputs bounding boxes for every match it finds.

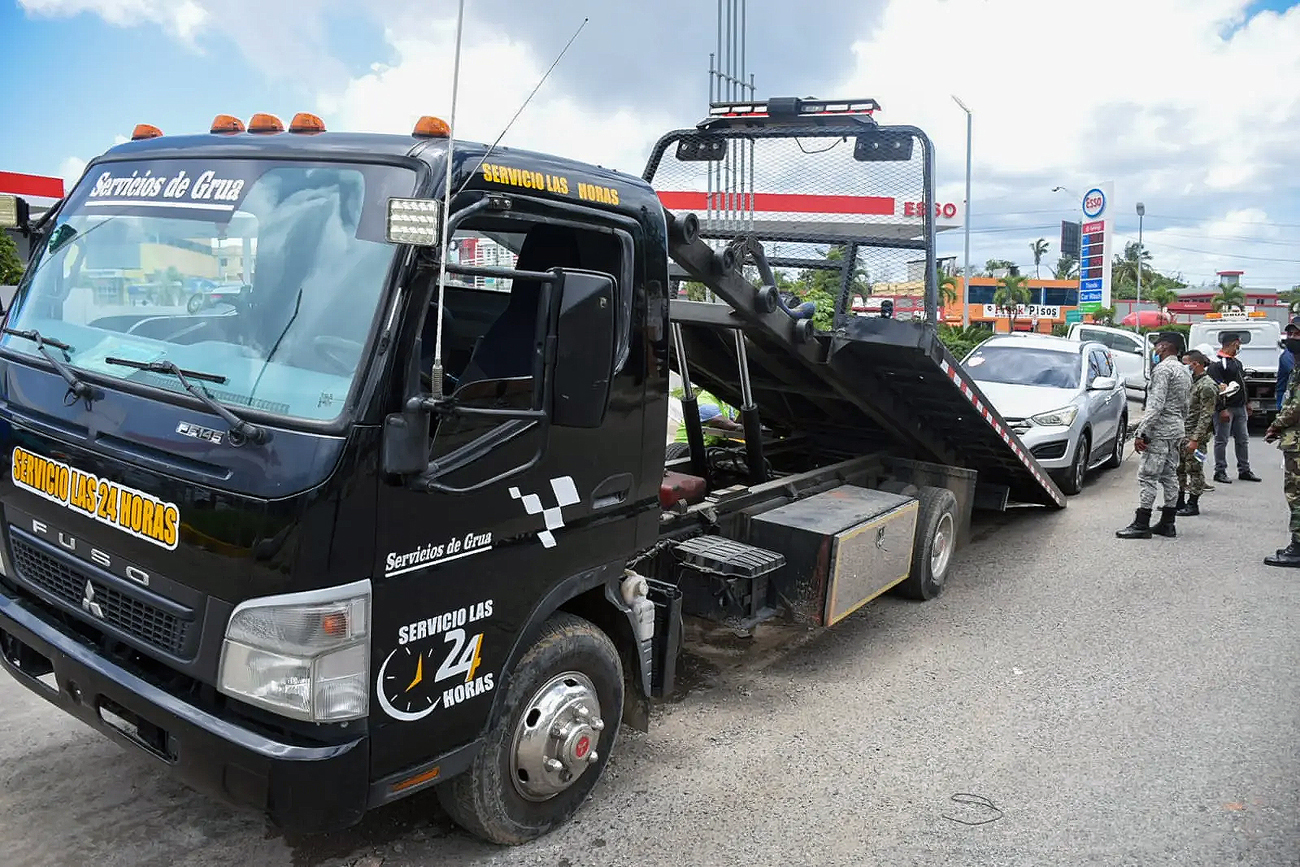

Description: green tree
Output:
[0,232,23,285]
[985,258,1015,276]
[1111,241,1153,293]
[1211,284,1247,312]
[1090,306,1116,326]
[1148,286,1178,321]
[1053,255,1078,280]
[1031,238,1049,279]
[1276,285,1300,314]
[938,323,993,359]
[937,268,958,309]
[994,273,1031,332]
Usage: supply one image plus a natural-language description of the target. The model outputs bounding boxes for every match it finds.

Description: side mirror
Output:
[382,339,432,475]
[552,270,616,428]
[1090,376,1117,391]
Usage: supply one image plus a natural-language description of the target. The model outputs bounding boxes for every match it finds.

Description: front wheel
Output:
[895,486,958,601]
[437,612,624,845]
[1103,413,1127,469]
[1057,432,1089,496]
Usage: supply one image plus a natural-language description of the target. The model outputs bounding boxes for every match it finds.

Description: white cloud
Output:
[20,0,207,41]
[58,156,87,190]
[834,0,1300,286]
[319,12,676,181]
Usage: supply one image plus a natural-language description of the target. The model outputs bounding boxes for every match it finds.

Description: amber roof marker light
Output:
[247,113,285,134]
[131,124,163,140]
[289,113,326,134]
[210,114,246,134]
[412,116,451,138]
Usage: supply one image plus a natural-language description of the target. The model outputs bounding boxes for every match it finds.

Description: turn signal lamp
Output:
[289,112,326,134]
[210,114,246,134]
[131,124,163,141]
[248,113,285,134]
[413,116,451,138]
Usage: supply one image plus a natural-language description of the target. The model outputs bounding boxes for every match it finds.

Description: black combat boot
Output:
[1175,490,1186,510]
[1116,508,1153,539]
[1151,507,1177,537]
[1264,537,1300,567]
[1176,494,1200,516]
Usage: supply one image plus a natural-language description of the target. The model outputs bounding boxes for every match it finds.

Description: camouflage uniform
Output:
[1265,365,1300,543]
[1134,356,1192,510]
[1177,371,1217,497]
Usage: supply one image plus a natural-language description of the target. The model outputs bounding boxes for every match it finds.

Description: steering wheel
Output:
[311,335,365,376]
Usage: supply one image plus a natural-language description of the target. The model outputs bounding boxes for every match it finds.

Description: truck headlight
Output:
[1030,405,1079,427]
[218,579,371,722]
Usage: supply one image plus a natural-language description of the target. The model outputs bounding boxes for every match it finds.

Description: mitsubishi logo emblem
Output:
[81,581,104,619]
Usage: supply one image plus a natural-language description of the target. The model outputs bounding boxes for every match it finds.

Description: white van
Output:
[1188,317,1283,419]
[1066,322,1150,401]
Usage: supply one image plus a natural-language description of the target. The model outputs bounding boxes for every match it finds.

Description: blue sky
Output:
[4,0,1300,288]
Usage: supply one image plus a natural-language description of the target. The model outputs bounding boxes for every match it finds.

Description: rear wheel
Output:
[895,486,958,601]
[437,612,623,845]
[664,442,691,461]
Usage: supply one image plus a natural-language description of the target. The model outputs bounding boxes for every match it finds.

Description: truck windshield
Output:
[2,158,417,424]
[964,346,1082,389]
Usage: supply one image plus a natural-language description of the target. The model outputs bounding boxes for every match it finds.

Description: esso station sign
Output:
[1082,188,1106,219]
[901,201,960,219]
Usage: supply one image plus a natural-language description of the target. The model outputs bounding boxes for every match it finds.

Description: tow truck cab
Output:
[0,112,670,840]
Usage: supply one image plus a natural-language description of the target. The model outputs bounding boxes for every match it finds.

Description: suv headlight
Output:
[1030,405,1079,427]
[218,579,371,722]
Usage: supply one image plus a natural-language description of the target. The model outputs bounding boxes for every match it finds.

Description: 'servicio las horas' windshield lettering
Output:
[88,169,244,203]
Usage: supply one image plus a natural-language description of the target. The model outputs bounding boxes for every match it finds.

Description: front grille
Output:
[9,537,191,657]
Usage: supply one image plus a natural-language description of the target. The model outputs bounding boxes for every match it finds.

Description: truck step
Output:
[673,535,786,578]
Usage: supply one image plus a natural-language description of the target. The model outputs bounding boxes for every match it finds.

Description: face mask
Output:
[1285,338,1300,354]
[1152,351,1161,365]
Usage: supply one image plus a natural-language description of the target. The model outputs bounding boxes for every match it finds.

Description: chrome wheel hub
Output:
[930,512,954,583]
[510,672,605,801]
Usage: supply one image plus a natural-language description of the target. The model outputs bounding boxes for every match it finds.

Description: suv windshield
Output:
[2,158,417,423]
[964,345,1082,389]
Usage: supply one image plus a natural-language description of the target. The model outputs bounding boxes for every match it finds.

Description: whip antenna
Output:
[430,0,467,398]
[453,17,589,201]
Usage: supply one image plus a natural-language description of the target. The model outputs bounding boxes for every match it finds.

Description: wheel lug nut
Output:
[544,758,564,772]
[590,717,605,731]
[587,750,599,764]
[575,705,590,718]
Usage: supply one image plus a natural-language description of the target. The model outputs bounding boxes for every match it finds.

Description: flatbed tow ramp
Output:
[643,97,1065,510]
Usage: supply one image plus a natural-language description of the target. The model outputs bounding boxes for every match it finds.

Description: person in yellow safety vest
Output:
[670,385,742,445]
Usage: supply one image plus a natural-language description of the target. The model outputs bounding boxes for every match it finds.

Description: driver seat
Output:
[458,225,581,387]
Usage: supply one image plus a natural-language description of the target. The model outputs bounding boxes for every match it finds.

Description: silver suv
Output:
[961,333,1128,495]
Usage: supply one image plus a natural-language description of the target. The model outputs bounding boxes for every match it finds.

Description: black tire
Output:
[437,612,624,845]
[1102,412,1127,470]
[186,294,204,314]
[1057,432,1089,496]
[895,486,959,601]
[664,442,691,462]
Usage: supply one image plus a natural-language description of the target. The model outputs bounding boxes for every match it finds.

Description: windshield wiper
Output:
[104,357,270,446]
[2,327,100,405]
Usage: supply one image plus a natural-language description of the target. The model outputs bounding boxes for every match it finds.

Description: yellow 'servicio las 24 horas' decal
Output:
[10,447,181,550]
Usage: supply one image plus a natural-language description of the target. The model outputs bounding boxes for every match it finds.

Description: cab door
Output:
[1087,347,1121,454]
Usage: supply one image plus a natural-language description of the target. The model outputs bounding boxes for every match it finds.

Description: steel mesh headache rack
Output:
[643,97,1066,509]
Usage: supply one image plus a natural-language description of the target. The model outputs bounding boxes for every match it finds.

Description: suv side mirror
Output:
[552,270,616,428]
[1089,375,1117,391]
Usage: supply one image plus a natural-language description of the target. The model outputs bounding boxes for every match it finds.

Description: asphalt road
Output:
[2,425,1297,867]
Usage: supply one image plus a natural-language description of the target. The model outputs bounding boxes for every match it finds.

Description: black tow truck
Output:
[0,102,1062,845]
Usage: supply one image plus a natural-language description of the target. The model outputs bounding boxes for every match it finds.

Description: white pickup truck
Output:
[1066,322,1151,403]
[1188,316,1283,422]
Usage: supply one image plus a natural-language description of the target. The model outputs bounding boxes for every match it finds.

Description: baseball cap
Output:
[1286,316,1300,333]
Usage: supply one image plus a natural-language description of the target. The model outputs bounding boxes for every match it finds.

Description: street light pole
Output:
[1136,201,1145,333]
[953,95,972,329]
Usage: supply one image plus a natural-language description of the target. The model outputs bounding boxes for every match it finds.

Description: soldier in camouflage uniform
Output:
[1175,349,1217,516]
[1117,331,1192,539]
[1263,327,1300,566]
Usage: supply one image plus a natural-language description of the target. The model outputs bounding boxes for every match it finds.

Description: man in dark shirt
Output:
[1208,331,1261,483]
[1277,317,1299,412]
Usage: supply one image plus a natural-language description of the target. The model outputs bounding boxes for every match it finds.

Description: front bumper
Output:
[1012,423,1078,470]
[0,590,369,833]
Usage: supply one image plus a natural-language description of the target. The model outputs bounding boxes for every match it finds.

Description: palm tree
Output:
[937,268,959,310]
[1031,238,1049,279]
[1053,255,1079,280]
[994,274,1031,332]
[1211,285,1247,312]
[1149,286,1178,322]
[1090,306,1116,326]
[1112,241,1154,291]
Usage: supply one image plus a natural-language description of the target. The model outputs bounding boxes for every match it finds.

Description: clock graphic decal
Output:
[376,645,443,722]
